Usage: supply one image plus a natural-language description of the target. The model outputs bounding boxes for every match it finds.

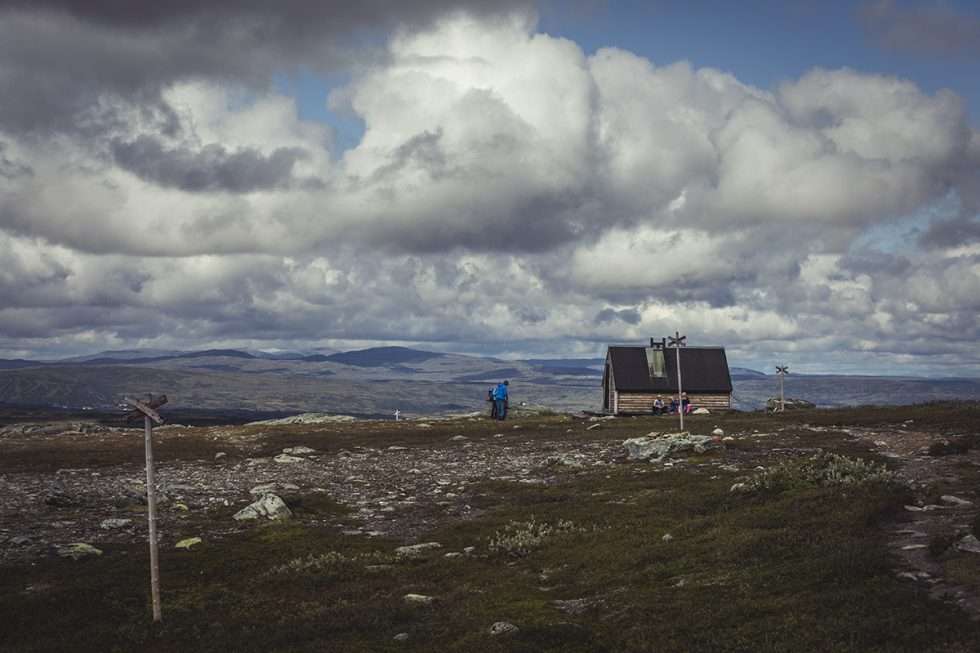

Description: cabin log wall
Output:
[614,392,731,414]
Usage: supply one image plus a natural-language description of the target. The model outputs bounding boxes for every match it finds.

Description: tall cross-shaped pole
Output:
[125,394,167,623]
[776,366,789,412]
[668,331,687,431]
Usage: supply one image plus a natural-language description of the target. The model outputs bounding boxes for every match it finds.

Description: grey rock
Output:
[273,454,306,464]
[489,621,518,636]
[956,535,980,554]
[56,543,103,560]
[100,518,133,530]
[395,542,442,559]
[233,494,292,521]
[403,593,435,605]
[623,432,721,462]
[282,446,316,456]
[941,495,973,507]
[393,633,410,641]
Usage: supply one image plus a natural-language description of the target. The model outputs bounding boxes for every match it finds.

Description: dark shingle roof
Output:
[606,346,732,393]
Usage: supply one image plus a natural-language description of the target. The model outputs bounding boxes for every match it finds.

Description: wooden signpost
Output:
[124,394,168,623]
[775,366,789,413]
[668,331,687,431]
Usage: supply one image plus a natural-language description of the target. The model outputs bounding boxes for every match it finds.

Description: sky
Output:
[0,0,978,376]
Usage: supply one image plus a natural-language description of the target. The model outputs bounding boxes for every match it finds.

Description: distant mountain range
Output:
[1,347,978,415]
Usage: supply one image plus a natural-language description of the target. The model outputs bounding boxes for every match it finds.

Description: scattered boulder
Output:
[100,518,133,530]
[273,454,306,464]
[450,435,468,441]
[175,537,202,550]
[395,542,442,559]
[546,454,585,468]
[941,495,973,507]
[693,408,710,415]
[956,535,980,554]
[56,543,103,560]
[214,452,227,461]
[623,432,722,462]
[233,494,292,521]
[662,533,674,543]
[282,446,316,456]
[403,593,435,606]
[711,428,724,437]
[489,621,519,636]
[393,633,410,642]
[249,413,356,426]
[766,397,815,412]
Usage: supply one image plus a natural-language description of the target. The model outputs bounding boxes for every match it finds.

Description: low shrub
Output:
[747,453,896,493]
[269,550,392,575]
[487,517,583,558]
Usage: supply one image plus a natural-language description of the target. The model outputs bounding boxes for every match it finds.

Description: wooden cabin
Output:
[602,338,733,414]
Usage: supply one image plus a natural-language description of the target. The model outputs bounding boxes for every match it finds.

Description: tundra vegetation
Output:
[1,402,979,652]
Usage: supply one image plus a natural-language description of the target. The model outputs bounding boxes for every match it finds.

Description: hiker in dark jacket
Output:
[488,386,497,419]
[494,380,509,420]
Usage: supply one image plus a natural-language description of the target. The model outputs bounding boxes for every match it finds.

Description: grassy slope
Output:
[2,404,979,652]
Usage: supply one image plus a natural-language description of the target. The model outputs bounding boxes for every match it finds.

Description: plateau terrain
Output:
[1,402,979,651]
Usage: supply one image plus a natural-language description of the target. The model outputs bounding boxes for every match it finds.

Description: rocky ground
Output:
[1,403,979,652]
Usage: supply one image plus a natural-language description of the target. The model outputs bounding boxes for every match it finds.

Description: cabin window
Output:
[645,347,666,378]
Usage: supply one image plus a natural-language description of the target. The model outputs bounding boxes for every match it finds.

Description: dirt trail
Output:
[842,425,980,619]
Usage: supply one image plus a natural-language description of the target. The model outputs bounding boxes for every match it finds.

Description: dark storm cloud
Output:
[595,307,641,325]
[860,0,980,56]
[111,137,311,192]
[0,0,533,136]
[919,214,980,248]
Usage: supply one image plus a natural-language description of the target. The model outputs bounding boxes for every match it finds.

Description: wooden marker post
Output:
[124,394,168,623]
[668,331,687,431]
[775,366,789,413]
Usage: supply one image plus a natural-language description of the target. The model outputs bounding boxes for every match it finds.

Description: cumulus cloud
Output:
[0,8,977,374]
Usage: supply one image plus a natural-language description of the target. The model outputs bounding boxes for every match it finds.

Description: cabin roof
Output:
[606,346,732,393]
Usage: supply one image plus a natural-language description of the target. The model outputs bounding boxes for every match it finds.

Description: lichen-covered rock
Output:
[623,432,721,462]
[100,518,132,530]
[56,543,103,560]
[403,593,435,605]
[273,454,306,464]
[282,446,316,456]
[489,621,518,636]
[233,494,292,521]
[395,542,442,559]
[175,537,202,550]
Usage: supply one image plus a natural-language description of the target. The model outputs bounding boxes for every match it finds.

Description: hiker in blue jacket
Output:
[494,380,509,420]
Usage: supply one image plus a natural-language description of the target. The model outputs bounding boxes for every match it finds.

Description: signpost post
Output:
[124,394,168,623]
[668,331,687,431]
[775,366,789,413]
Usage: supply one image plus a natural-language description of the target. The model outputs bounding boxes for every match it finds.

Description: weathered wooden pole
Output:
[668,331,687,431]
[124,395,167,623]
[143,413,162,623]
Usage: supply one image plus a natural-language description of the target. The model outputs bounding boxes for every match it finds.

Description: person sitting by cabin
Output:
[652,396,665,415]
[681,392,692,415]
[668,397,678,414]
[493,380,509,420]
